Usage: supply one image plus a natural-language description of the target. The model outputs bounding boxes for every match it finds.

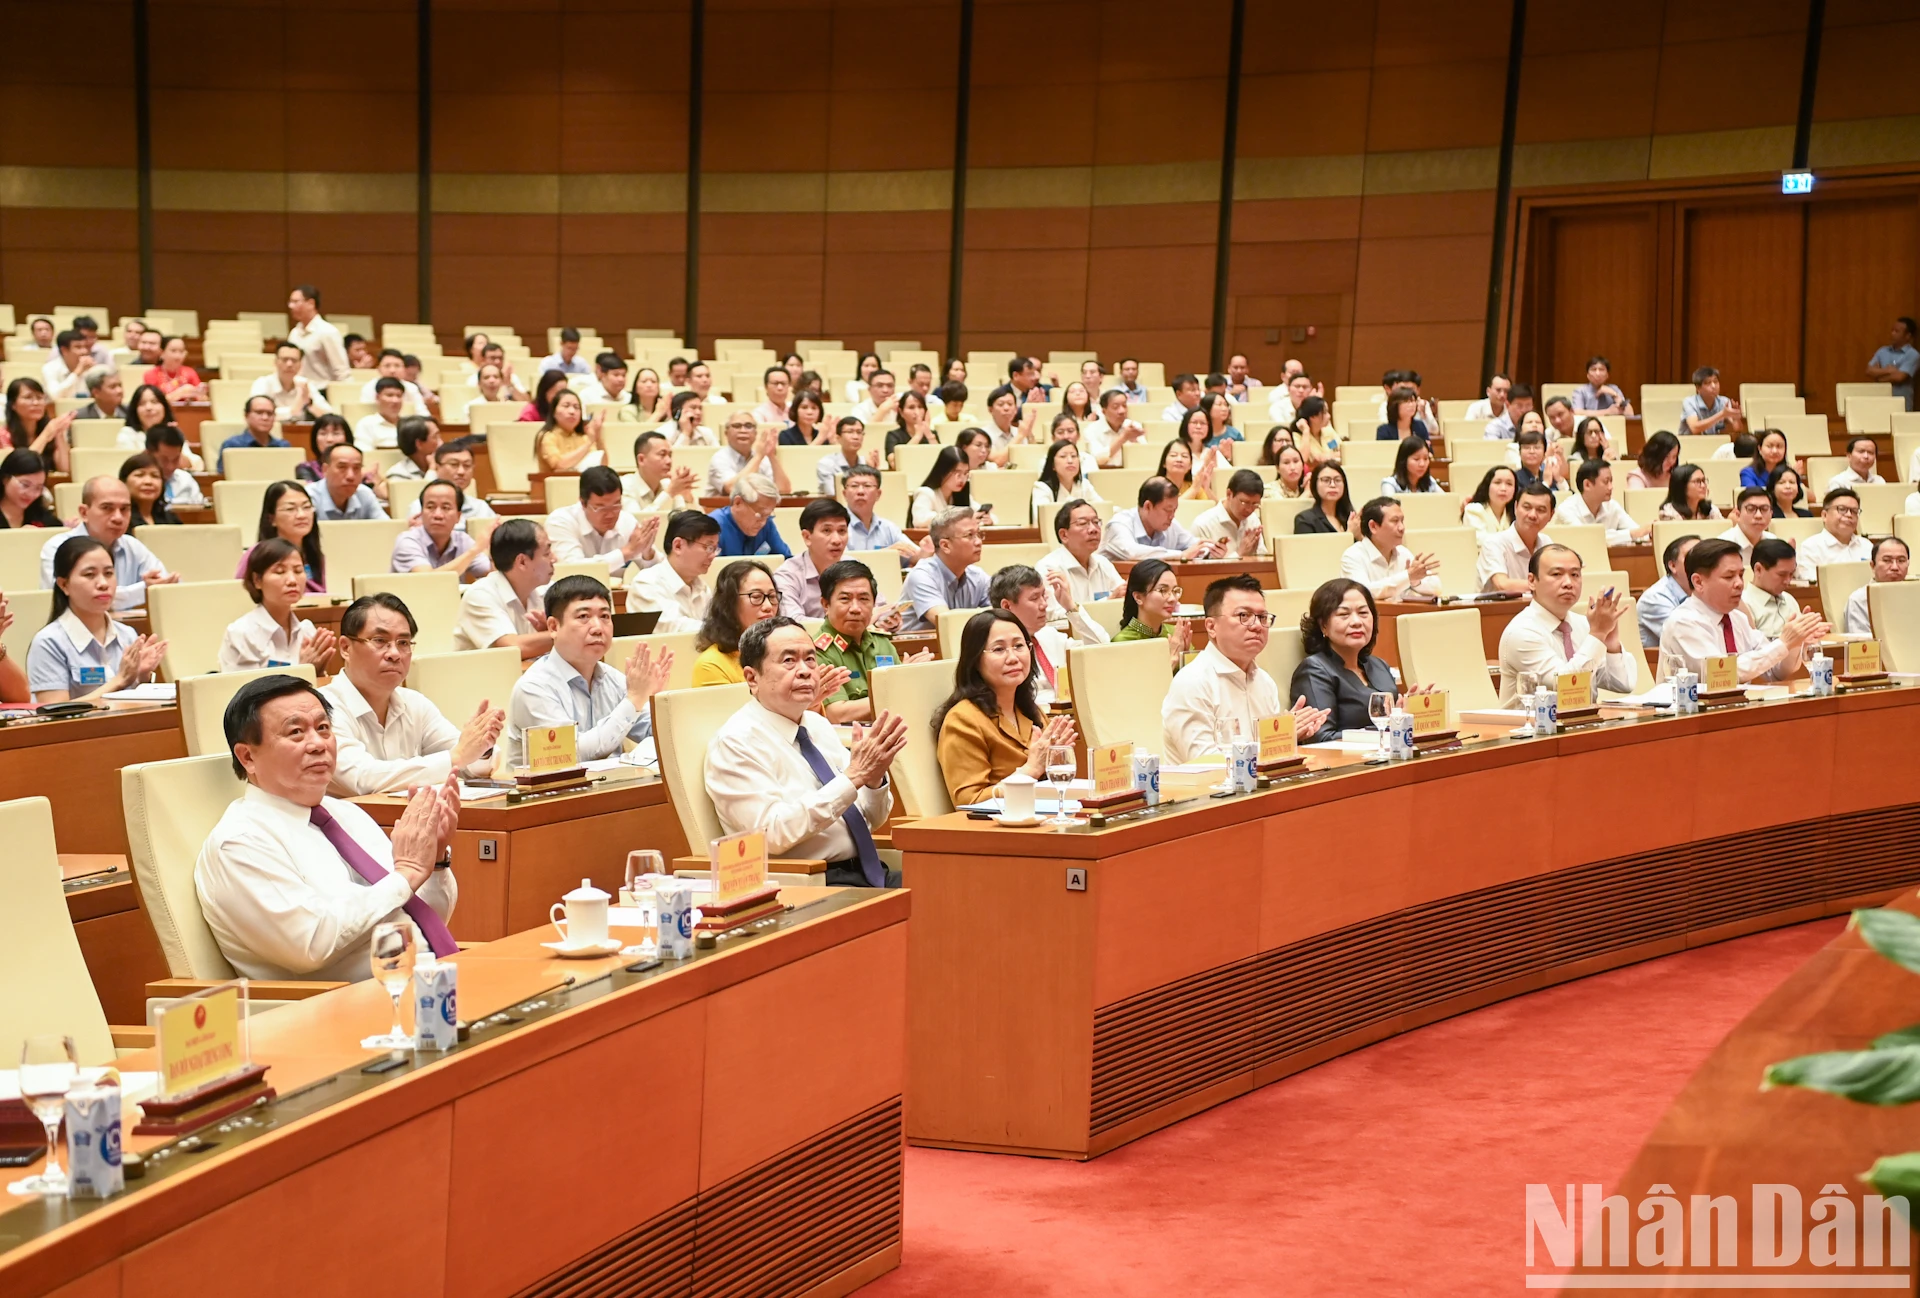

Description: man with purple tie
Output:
[196,674,461,981]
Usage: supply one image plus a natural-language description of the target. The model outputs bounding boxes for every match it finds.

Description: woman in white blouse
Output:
[1461,465,1517,533]
[910,445,973,528]
[219,538,338,673]
[1032,439,1104,513]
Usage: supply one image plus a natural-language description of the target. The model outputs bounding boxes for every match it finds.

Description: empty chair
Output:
[1869,582,1920,672]
[137,524,245,585]
[1066,638,1174,756]
[222,446,304,482]
[1818,560,1872,630]
[148,579,255,679]
[1404,528,1482,598]
[1274,532,1351,590]
[351,571,462,654]
[178,664,319,757]
[869,658,959,818]
[405,647,521,729]
[1394,608,1498,724]
[608,631,698,693]
[317,519,406,594]
[0,797,118,1065]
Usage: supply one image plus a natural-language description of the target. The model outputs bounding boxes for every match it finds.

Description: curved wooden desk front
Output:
[0,889,908,1298]
[893,687,1920,1161]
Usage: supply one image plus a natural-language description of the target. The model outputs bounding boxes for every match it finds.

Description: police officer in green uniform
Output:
[814,557,928,722]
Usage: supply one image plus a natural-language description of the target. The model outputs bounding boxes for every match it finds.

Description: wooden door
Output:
[1682,203,1804,396]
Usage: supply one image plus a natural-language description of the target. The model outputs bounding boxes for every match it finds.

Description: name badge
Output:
[78,666,107,686]
[873,655,896,668]
[266,659,291,668]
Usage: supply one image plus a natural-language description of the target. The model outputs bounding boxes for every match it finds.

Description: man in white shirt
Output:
[1553,459,1649,545]
[539,327,591,376]
[1464,374,1510,424]
[1826,436,1884,494]
[1495,544,1637,705]
[1794,486,1872,582]
[1476,483,1555,592]
[707,410,791,496]
[625,510,719,630]
[1847,537,1910,636]
[1718,488,1774,563]
[452,518,556,657]
[982,385,1028,462]
[1341,497,1439,602]
[321,593,505,794]
[1082,388,1144,468]
[195,674,459,982]
[1162,574,1326,761]
[146,425,208,508]
[251,341,331,421]
[41,330,94,399]
[1265,371,1316,425]
[752,365,792,426]
[1189,469,1267,556]
[357,350,431,415]
[685,360,726,407]
[990,565,1077,706]
[1224,354,1261,402]
[704,617,909,888]
[1741,538,1801,637]
[39,477,175,611]
[570,351,623,407]
[1160,373,1201,425]
[816,416,880,494]
[504,575,671,767]
[409,438,497,527]
[849,368,898,426]
[620,430,697,516]
[356,377,408,450]
[547,465,661,581]
[1101,477,1221,562]
[1037,499,1121,635]
[1656,538,1825,683]
[1115,357,1148,403]
[286,284,350,385]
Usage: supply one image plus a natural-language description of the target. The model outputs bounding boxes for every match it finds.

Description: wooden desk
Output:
[356,769,690,942]
[892,685,1920,1161]
[0,704,183,855]
[0,888,909,1298]
[1115,555,1278,590]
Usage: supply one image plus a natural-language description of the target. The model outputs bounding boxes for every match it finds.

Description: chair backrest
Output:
[1083,597,1126,638]
[148,579,255,679]
[541,474,580,512]
[212,478,270,528]
[1394,608,1498,723]
[222,446,304,482]
[937,606,987,660]
[1836,382,1892,416]
[350,570,462,655]
[651,684,751,855]
[0,526,51,591]
[1067,638,1173,756]
[178,664,318,757]
[69,446,128,486]
[1818,560,1872,629]
[1854,483,1907,534]
[1547,523,1612,578]
[1609,603,1657,694]
[0,588,51,665]
[138,523,246,585]
[980,542,1050,573]
[1651,518,1716,564]
[967,469,1040,525]
[1766,516,1823,545]
[387,477,429,520]
[1394,493,1464,531]
[1869,581,1920,672]
[869,658,958,818]
[486,423,539,493]
[0,797,115,1065]
[1846,396,1905,435]
[318,518,405,594]
[68,419,126,449]
[405,647,521,727]
[122,753,246,979]
[608,631,699,693]
[1257,626,1306,696]
[1274,532,1350,590]
[1404,527,1482,598]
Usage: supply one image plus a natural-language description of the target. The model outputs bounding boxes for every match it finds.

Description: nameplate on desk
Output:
[1091,743,1131,797]
[525,723,578,774]
[1847,640,1883,677]
[710,829,769,906]
[1704,655,1740,694]
[1407,690,1449,737]
[1256,714,1295,763]
[154,981,245,1100]
[1555,670,1593,713]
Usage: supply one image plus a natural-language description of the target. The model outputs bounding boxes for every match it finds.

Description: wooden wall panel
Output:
[1546,209,1658,399]
[1803,197,1920,423]
[1683,203,1804,395]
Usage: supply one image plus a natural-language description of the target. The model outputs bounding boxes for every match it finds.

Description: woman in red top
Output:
[142,335,205,401]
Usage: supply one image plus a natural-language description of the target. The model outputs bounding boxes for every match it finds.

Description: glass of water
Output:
[8,1034,78,1196]
[1367,691,1394,763]
[1045,745,1081,827]
[1515,670,1538,736]
[364,921,418,1050]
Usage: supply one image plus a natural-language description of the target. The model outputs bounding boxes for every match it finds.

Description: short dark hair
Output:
[1684,537,1743,586]
[1736,486,1771,510]
[987,383,1018,407]
[738,614,804,673]
[1750,537,1797,570]
[274,341,303,358]
[144,423,185,451]
[1508,384,1534,402]
[1171,373,1198,391]
[1872,536,1911,563]
[1846,434,1876,454]
[1691,365,1719,386]
[1661,533,1698,572]
[1359,496,1397,536]
[396,415,436,458]
[936,381,968,404]
[223,674,330,779]
[819,558,876,603]
[1526,542,1581,579]
[1052,497,1096,540]
[579,464,622,501]
[559,327,581,343]
[419,478,465,512]
[490,517,542,570]
[634,429,667,459]
[1203,572,1263,617]
[665,508,721,551]
[244,393,277,416]
[1516,481,1555,506]
[373,376,405,395]
[55,329,81,350]
[73,316,98,333]
[323,439,360,464]
[544,573,611,621]
[1820,485,1860,511]
[597,351,625,374]
[988,564,1042,608]
[1300,579,1378,658]
[377,347,405,363]
[799,497,850,532]
[834,415,865,439]
[242,537,301,603]
[1226,468,1264,498]
[1007,357,1035,378]
[1138,476,1180,508]
[843,462,882,486]
[341,592,418,639]
[433,437,474,463]
[1574,458,1608,492]
[292,283,321,306]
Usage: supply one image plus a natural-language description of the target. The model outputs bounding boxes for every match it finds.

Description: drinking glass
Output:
[1514,671,1538,736]
[1367,692,1394,764]
[1045,745,1080,827]
[364,922,418,1050]
[8,1034,78,1196]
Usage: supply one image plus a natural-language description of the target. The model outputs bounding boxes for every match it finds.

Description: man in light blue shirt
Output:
[898,506,989,633]
[1634,534,1698,649]
[1099,477,1218,563]
[1680,366,1742,437]
[842,465,920,560]
[38,477,175,611]
[306,442,386,521]
[504,575,671,767]
[537,327,592,376]
[1868,316,1919,410]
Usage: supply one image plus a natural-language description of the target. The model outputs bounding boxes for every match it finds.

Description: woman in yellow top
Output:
[691,560,778,686]
[933,610,1077,807]
[1157,439,1217,503]
[535,388,605,473]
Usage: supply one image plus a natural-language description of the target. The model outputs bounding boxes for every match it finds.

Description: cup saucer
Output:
[993,813,1042,827]
[540,937,624,958]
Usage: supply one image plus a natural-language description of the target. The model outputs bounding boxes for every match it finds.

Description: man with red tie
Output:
[1655,538,1826,685]
[989,565,1072,707]
[196,674,461,981]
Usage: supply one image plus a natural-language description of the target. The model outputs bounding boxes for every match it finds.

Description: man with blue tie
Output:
[704,617,910,888]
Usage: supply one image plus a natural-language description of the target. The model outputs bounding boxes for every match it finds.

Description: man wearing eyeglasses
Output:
[320,593,506,795]
[1161,574,1327,762]
[1794,487,1871,582]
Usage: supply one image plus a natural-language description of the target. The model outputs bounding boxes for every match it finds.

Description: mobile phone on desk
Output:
[0,1146,45,1166]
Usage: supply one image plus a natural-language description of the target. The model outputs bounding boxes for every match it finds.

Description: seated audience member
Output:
[842,464,920,559]
[1163,573,1326,761]
[933,609,1077,807]
[1828,435,1884,493]
[1868,316,1918,411]
[1289,578,1399,743]
[1485,383,1534,440]
[1718,487,1774,563]
[685,361,726,409]
[1636,535,1699,649]
[1037,498,1120,637]
[621,429,698,516]
[1771,465,1813,519]
[41,329,95,399]
[1795,487,1872,581]
[1512,427,1567,498]
[1682,366,1743,437]
[626,509,721,630]
[1191,469,1266,556]
[294,414,352,482]
[1294,462,1355,535]
[749,365,791,427]
[1476,482,1555,593]
[1161,426,1218,501]
[1381,435,1443,495]
[1102,476,1220,561]
[452,518,555,656]
[142,335,204,400]
[1375,388,1432,444]
[344,333,376,370]
[693,559,778,685]
[1034,439,1103,511]
[393,480,490,579]
[1112,559,1191,663]
[1627,430,1680,491]
[0,449,62,529]
[1656,538,1825,683]
[115,384,176,462]
[357,349,431,414]
[706,616,909,887]
[814,559,928,724]
[195,674,460,981]
[850,368,898,425]
[1495,544,1636,706]
[1571,416,1612,464]
[548,464,659,580]
[1658,464,1721,520]
[382,415,440,490]
[1160,372,1202,425]
[818,415,878,491]
[1740,429,1790,492]
[242,480,328,592]
[1742,537,1802,638]
[251,340,329,422]
[1553,459,1649,544]
[1341,497,1439,603]
[1464,373,1509,424]
[664,390,716,446]
[505,575,670,767]
[1847,537,1911,635]
[323,593,504,794]
[416,437,496,524]
[1114,357,1148,403]
[75,367,127,422]
[1085,388,1145,468]
[899,505,989,633]
[7,377,75,474]
[306,441,386,521]
[1572,355,1632,414]
[120,453,178,529]
[218,394,294,472]
[539,327,591,376]
[219,539,337,672]
[356,376,408,450]
[27,534,166,702]
[144,425,207,510]
[775,498,886,622]
[1267,370,1318,425]
[38,476,174,610]
[1462,465,1517,534]
[932,379,970,426]
[708,409,791,496]
[910,444,973,528]
[535,388,605,473]
[582,351,634,409]
[989,564,1073,706]
[712,473,792,558]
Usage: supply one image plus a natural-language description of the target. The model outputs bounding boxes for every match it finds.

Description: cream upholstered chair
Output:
[1082,597,1126,638]
[1,588,51,664]
[1394,494,1464,531]
[149,579,255,680]
[386,476,428,520]
[1547,523,1612,578]
[1767,516,1823,546]
[139,524,246,584]
[651,683,827,873]
[487,423,539,493]
[1607,604,1657,695]
[178,664,319,757]
[318,519,405,594]
[1394,608,1498,724]
[542,474,580,511]
[870,658,958,818]
[406,647,520,730]
[212,478,270,528]
[1650,519,1716,565]
[0,526,50,590]
[968,469,1040,524]
[980,542,1050,572]
[937,606,992,659]
[1258,626,1306,696]
[0,797,119,1065]
[1258,496,1313,537]
[221,446,303,482]
[1263,586,1311,632]
[1869,582,1920,672]
[1274,532,1350,590]
[609,631,698,692]
[351,570,462,654]
[1067,638,1174,756]
[1818,561,1872,629]
[551,558,613,586]
[1404,527,1481,598]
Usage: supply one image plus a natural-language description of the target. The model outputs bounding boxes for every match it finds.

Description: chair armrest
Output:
[110,1026,155,1050]
[671,854,829,875]
[146,977,347,1002]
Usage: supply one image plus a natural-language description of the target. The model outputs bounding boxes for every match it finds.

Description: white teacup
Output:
[550,877,611,947]
[1002,772,1037,820]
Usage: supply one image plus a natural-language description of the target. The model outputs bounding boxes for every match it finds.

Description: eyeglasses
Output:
[739,590,778,608]
[1151,585,1183,599]
[1224,611,1278,628]
[1830,505,1861,517]
[346,635,415,654]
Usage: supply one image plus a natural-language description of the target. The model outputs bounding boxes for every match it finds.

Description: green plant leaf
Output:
[1763,1046,1920,1104]
[1853,909,1920,977]
[1863,1153,1920,1221]
[1871,1023,1920,1050]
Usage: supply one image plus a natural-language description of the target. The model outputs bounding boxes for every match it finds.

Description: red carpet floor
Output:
[863,919,1843,1297]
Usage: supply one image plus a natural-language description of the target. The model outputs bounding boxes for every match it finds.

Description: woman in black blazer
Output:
[1289,578,1398,743]
[1292,460,1355,535]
